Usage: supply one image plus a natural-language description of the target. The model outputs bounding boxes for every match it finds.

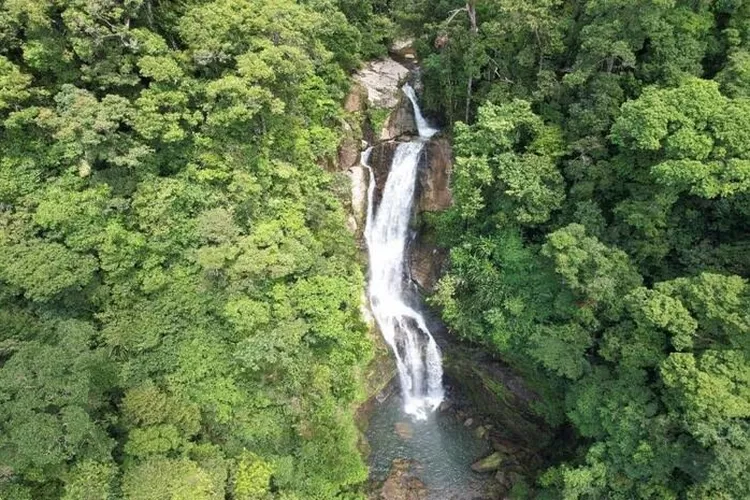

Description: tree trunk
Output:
[465,75,472,123]
[465,1,478,122]
[467,1,478,33]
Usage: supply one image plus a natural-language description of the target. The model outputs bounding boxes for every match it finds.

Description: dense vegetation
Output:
[0,1,393,498]
[2,0,749,498]
[395,0,750,498]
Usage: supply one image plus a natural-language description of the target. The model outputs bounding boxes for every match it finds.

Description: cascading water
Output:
[364,84,444,420]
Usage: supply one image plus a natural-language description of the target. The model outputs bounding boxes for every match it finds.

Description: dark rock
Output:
[408,238,448,293]
[368,141,399,211]
[380,94,417,141]
[491,437,517,455]
[442,350,554,450]
[439,400,452,412]
[417,136,452,212]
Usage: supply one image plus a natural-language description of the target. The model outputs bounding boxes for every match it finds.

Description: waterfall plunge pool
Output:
[366,390,494,499]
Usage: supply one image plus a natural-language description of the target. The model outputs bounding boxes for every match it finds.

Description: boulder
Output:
[417,136,452,212]
[390,39,417,60]
[380,95,417,141]
[491,437,517,455]
[471,452,505,473]
[378,459,428,500]
[356,58,410,109]
[474,425,489,440]
[345,82,367,113]
[339,136,361,171]
[346,214,358,234]
[495,471,509,487]
[394,421,414,440]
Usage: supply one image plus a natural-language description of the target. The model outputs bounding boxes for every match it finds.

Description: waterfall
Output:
[402,84,438,139]
[363,84,444,420]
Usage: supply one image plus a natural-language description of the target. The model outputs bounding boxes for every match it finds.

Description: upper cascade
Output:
[402,83,438,139]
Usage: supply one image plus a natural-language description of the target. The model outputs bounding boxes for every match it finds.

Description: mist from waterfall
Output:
[363,84,444,420]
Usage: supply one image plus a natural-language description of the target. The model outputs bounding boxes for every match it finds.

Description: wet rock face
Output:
[418,136,453,213]
[408,135,452,293]
[357,59,411,109]
[369,141,399,211]
[443,350,554,451]
[409,238,448,293]
[366,134,452,228]
[380,95,417,141]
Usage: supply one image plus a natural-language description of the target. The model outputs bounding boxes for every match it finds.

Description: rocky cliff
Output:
[340,56,453,287]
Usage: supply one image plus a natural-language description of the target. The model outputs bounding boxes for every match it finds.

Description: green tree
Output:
[0,0,380,497]
[451,99,564,224]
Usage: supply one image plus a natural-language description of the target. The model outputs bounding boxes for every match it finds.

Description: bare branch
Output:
[445,7,468,25]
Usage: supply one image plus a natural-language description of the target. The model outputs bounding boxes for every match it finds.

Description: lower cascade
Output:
[364,84,444,420]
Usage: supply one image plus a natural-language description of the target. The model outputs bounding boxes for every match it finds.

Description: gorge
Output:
[362,80,495,500]
[364,84,444,420]
[350,63,550,499]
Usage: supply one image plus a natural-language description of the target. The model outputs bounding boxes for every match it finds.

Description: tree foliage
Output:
[0,0,381,498]
[412,0,750,497]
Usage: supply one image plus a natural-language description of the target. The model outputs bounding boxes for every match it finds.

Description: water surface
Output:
[366,393,493,499]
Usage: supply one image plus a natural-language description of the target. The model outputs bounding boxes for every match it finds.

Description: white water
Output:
[364,84,444,420]
[402,84,438,139]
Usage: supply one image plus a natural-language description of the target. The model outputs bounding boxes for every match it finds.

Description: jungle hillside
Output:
[0,1,749,499]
